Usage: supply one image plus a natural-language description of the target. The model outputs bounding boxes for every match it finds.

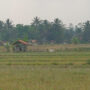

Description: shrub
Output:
[71,37,80,44]
[4,42,10,52]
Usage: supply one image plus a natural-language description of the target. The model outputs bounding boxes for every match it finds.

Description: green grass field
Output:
[0,44,90,90]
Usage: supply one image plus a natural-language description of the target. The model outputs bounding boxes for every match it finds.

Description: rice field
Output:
[0,66,90,90]
[0,51,90,65]
[0,44,90,90]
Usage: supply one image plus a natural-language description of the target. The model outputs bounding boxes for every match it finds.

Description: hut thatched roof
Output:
[13,40,28,45]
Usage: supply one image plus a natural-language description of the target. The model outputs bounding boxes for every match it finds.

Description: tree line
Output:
[0,17,90,44]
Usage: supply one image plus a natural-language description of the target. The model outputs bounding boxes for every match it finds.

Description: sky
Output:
[0,0,90,25]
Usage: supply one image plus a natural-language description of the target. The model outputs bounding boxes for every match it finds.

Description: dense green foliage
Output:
[0,17,90,43]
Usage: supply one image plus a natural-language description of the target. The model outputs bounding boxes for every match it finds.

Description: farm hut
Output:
[13,40,28,52]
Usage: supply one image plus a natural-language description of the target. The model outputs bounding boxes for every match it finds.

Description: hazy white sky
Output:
[0,0,90,25]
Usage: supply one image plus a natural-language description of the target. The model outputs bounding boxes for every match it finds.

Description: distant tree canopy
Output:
[0,17,90,44]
